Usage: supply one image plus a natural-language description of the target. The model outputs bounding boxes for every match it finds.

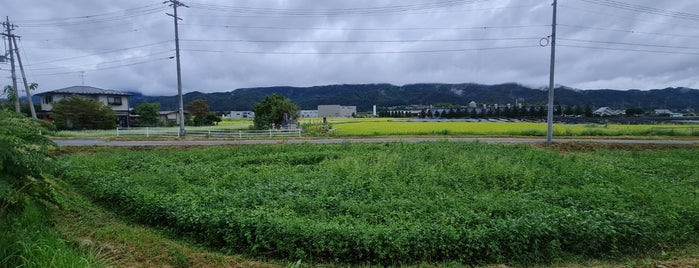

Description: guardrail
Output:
[116,127,302,138]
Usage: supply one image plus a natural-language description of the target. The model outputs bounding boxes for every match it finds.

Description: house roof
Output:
[36,86,132,96]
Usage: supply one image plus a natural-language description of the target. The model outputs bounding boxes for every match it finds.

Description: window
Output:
[43,95,53,104]
[107,97,122,105]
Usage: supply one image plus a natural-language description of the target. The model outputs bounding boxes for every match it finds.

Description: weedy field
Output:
[57,142,699,266]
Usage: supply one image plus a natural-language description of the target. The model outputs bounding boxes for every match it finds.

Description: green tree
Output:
[132,101,161,126]
[52,95,116,130]
[252,93,299,129]
[186,99,220,126]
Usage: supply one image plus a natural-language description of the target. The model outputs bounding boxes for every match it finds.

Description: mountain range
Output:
[130,83,698,112]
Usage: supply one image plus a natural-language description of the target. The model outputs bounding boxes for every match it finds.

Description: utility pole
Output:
[165,0,188,137]
[3,16,20,113]
[12,36,37,119]
[546,0,558,144]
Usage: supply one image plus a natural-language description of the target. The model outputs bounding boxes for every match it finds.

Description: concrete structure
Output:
[230,111,255,118]
[36,85,132,127]
[300,110,319,118]
[318,105,356,118]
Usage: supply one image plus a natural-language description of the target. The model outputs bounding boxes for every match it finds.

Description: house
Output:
[230,111,255,118]
[318,105,356,118]
[593,107,625,117]
[300,110,319,118]
[654,109,673,116]
[36,86,132,127]
[159,111,184,125]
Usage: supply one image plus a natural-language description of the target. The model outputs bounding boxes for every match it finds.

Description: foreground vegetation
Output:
[58,142,699,265]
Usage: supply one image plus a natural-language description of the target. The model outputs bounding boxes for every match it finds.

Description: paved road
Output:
[53,138,697,147]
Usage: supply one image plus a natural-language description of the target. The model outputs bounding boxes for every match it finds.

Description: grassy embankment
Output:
[55,142,699,266]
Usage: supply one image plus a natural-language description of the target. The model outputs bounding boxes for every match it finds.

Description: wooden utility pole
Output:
[165,0,188,137]
[546,0,558,144]
[12,36,37,119]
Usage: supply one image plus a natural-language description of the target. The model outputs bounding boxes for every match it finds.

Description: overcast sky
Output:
[2,0,698,96]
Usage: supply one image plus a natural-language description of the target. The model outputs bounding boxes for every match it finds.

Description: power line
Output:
[180,23,549,32]
[180,37,542,44]
[183,3,537,18]
[558,44,699,56]
[559,38,699,51]
[31,57,172,77]
[572,0,699,21]
[558,24,699,40]
[27,50,175,71]
[221,45,539,55]
[16,4,169,27]
[26,40,172,66]
[187,0,493,17]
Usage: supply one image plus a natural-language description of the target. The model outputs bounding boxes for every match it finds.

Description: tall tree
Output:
[52,95,116,130]
[186,99,216,126]
[252,93,299,129]
[132,101,161,126]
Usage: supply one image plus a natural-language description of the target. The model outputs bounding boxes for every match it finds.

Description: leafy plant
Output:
[58,142,699,265]
[0,110,57,214]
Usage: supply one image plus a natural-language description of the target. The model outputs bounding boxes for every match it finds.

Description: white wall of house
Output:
[40,93,129,112]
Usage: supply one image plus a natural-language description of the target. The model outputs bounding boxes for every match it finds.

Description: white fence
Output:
[115,127,302,138]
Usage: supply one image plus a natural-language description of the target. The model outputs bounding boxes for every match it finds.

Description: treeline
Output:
[133,83,699,112]
[378,105,595,119]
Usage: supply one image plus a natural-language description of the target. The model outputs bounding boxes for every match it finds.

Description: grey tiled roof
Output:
[37,86,132,96]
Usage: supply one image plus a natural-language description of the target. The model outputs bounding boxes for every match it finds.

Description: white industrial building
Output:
[318,105,357,118]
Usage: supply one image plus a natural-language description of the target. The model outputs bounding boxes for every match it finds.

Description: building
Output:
[159,111,182,125]
[300,110,319,118]
[318,105,356,118]
[230,111,255,118]
[654,109,673,116]
[593,107,625,117]
[36,85,132,127]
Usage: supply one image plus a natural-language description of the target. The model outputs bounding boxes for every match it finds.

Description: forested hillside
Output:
[130,83,699,112]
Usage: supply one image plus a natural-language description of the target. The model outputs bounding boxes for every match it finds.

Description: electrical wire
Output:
[559,38,699,51]
[221,45,539,55]
[183,3,537,18]
[558,44,699,56]
[558,24,699,40]
[180,37,542,44]
[187,0,493,17]
[26,40,173,67]
[180,23,550,32]
[571,0,699,21]
[31,57,173,77]
[28,50,175,71]
[16,4,169,27]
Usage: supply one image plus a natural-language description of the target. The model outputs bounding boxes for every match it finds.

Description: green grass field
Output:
[324,118,699,137]
[58,142,699,265]
[51,118,699,139]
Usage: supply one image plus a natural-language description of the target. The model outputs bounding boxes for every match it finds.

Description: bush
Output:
[0,110,57,214]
